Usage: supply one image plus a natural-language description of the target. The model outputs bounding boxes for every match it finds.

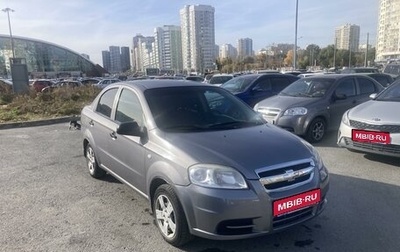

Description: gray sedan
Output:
[80,80,329,246]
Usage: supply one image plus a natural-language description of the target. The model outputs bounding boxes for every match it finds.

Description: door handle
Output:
[110,132,117,140]
[89,120,94,126]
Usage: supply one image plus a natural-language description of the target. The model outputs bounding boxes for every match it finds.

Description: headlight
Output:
[341,110,350,126]
[189,164,248,189]
[301,140,329,181]
[283,107,307,116]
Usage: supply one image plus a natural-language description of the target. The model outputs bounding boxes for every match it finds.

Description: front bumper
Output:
[337,122,400,158]
[274,115,309,136]
[175,170,329,240]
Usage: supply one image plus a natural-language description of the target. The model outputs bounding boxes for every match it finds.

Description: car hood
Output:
[162,124,314,179]
[349,100,400,124]
[256,95,319,110]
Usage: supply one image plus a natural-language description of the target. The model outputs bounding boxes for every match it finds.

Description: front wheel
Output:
[153,184,192,246]
[85,143,106,178]
[306,118,326,143]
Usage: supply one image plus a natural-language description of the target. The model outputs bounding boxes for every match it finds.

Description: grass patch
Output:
[0,82,101,123]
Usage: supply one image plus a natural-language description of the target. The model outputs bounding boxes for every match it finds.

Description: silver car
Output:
[81,80,329,246]
[337,79,400,157]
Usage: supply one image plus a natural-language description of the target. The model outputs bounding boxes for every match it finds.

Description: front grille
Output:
[256,159,314,191]
[344,137,400,155]
[350,120,400,133]
[257,107,281,123]
[273,207,313,229]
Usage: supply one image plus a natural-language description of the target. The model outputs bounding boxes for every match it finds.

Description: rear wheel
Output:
[86,144,106,178]
[306,118,326,143]
[153,184,192,246]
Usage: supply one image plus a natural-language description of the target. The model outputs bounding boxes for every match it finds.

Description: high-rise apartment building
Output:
[219,44,237,59]
[101,50,111,72]
[132,35,156,73]
[180,4,215,74]
[237,38,253,59]
[376,0,400,61]
[335,24,360,52]
[120,46,131,72]
[109,46,122,73]
[154,25,183,73]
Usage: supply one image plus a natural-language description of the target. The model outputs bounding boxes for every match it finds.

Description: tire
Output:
[153,184,192,246]
[306,118,326,143]
[85,143,106,178]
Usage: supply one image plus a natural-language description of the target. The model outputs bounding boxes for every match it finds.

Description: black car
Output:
[221,73,299,107]
[354,73,394,87]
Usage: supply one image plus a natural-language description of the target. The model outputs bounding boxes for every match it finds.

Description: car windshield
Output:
[279,78,334,97]
[375,80,400,102]
[145,86,265,132]
[221,75,258,93]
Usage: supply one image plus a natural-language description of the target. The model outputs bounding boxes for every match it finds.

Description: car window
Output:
[270,77,291,92]
[115,88,143,126]
[357,77,377,94]
[335,78,356,97]
[221,75,258,92]
[371,76,392,87]
[254,78,271,91]
[96,88,118,118]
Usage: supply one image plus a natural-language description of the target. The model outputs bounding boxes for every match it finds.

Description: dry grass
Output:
[0,82,101,123]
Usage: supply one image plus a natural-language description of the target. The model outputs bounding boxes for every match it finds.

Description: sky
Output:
[0,0,379,66]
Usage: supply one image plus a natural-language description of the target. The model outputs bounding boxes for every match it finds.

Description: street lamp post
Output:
[293,0,299,70]
[2,7,15,59]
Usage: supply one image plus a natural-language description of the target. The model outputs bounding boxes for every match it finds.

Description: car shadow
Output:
[100,173,123,184]
[363,153,400,166]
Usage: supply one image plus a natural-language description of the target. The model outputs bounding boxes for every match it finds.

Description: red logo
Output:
[273,189,321,216]
[352,130,390,144]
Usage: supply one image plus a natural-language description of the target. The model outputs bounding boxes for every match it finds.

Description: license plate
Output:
[273,189,321,216]
[352,129,390,144]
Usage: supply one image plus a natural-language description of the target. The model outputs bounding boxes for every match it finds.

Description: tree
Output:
[284,50,294,67]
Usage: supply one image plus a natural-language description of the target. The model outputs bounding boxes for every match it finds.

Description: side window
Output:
[254,78,271,91]
[96,88,118,118]
[357,77,377,94]
[335,78,356,97]
[115,89,143,126]
[270,77,291,92]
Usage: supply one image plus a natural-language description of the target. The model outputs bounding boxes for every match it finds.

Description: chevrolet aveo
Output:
[81,80,329,246]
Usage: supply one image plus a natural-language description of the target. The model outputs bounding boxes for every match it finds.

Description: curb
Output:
[0,116,80,130]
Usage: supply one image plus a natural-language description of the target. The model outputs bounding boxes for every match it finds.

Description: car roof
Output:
[107,79,206,91]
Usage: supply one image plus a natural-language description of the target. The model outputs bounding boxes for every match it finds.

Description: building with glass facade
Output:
[0,34,106,79]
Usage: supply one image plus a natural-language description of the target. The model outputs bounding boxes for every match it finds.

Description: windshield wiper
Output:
[208,121,260,129]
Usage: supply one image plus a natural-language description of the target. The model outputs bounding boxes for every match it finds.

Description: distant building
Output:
[0,34,106,78]
[180,4,216,73]
[109,46,122,74]
[219,44,237,59]
[120,46,131,72]
[376,0,400,61]
[102,50,111,72]
[154,25,183,73]
[131,35,156,73]
[335,24,360,52]
[237,38,253,59]
[81,54,90,60]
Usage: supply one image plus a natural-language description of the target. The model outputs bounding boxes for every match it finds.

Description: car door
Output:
[107,88,146,193]
[246,76,272,106]
[90,88,119,169]
[355,76,383,101]
[328,77,358,129]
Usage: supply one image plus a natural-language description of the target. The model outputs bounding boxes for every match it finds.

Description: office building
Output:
[219,44,237,59]
[335,24,360,52]
[376,0,400,61]
[120,46,131,72]
[109,46,122,74]
[180,4,215,74]
[102,50,111,72]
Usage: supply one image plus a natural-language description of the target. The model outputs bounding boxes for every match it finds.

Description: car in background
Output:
[382,61,400,79]
[254,74,384,143]
[81,77,102,85]
[221,73,299,107]
[185,76,204,82]
[81,80,329,246]
[339,67,380,74]
[207,74,234,86]
[30,79,54,92]
[93,78,120,89]
[337,79,400,157]
[354,73,394,87]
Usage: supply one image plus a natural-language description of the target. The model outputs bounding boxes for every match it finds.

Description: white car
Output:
[337,80,400,158]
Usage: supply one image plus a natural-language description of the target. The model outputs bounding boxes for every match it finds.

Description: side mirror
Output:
[116,121,142,136]
[369,93,377,99]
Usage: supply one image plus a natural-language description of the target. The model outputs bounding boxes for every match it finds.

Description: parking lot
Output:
[0,123,399,252]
